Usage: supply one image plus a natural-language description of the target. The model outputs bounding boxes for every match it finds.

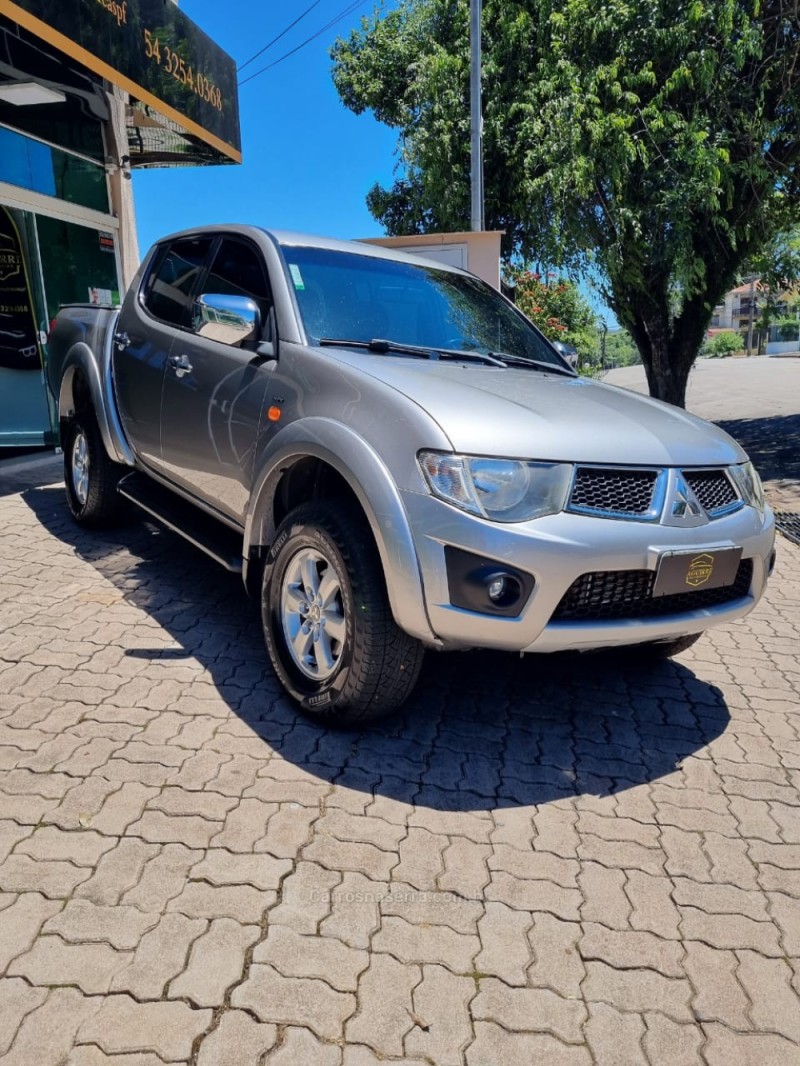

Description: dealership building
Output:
[0,0,241,448]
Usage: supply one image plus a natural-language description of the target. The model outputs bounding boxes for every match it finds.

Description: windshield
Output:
[281,245,567,370]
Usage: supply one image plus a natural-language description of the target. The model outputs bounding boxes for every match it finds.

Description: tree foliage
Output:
[331,0,800,406]
[603,330,642,368]
[748,226,800,333]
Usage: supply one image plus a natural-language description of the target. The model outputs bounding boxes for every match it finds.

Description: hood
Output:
[324,350,747,467]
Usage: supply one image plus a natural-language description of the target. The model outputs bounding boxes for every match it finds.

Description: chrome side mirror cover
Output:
[193,293,261,346]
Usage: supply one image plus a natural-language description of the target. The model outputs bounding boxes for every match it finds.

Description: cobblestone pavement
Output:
[1,469,799,1066]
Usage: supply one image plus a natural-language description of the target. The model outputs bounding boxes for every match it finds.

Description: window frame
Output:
[139,234,216,332]
[198,235,275,347]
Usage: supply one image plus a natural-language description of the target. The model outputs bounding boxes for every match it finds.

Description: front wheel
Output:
[262,501,424,724]
[64,412,127,527]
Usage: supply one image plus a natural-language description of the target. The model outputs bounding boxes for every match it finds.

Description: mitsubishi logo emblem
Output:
[670,475,704,520]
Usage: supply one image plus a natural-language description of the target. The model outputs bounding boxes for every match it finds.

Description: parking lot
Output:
[1,360,799,1065]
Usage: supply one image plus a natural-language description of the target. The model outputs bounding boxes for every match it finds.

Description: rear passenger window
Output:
[202,239,272,330]
[144,237,213,327]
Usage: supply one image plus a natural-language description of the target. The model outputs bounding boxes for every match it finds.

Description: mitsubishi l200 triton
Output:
[47,227,775,723]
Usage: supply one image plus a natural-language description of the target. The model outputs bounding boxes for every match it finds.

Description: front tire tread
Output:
[263,501,424,724]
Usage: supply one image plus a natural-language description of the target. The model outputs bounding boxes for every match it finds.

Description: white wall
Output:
[359,231,504,290]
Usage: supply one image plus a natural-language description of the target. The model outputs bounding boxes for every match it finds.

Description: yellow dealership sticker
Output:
[685,553,715,587]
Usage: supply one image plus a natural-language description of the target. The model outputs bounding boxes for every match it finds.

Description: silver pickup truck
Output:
[47,225,775,723]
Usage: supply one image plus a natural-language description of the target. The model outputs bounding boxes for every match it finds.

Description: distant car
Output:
[551,340,578,368]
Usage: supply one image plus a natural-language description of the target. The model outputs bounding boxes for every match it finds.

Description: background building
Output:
[709,282,773,333]
[0,0,241,448]
[709,279,799,356]
[360,232,504,290]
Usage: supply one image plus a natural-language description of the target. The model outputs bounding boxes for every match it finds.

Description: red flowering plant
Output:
[504,265,597,365]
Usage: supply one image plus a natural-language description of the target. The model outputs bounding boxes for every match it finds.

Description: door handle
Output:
[168,353,193,378]
[115,331,131,350]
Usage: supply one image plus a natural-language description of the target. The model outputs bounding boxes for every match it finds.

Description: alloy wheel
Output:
[280,546,347,681]
[71,430,89,506]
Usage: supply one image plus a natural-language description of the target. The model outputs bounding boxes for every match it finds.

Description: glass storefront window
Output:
[0,205,121,448]
[0,205,52,446]
[36,215,120,323]
[0,126,109,214]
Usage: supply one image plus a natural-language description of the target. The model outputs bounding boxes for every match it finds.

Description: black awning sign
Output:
[0,207,42,372]
[6,0,241,163]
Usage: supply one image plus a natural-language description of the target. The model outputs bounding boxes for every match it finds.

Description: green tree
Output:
[332,0,800,406]
[745,227,800,339]
[604,330,641,368]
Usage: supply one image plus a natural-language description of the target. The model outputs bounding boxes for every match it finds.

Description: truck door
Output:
[159,236,275,523]
[114,235,215,471]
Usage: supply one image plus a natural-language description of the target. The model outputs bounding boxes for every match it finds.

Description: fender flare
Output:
[245,418,438,646]
[58,330,135,467]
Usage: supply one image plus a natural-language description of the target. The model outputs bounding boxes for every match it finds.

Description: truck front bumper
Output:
[399,490,775,653]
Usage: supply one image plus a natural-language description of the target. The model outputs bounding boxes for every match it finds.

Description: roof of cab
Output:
[153,223,469,276]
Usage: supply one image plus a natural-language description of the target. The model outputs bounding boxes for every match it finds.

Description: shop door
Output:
[0,206,51,447]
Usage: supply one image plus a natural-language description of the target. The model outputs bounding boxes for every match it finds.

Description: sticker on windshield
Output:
[289,264,305,291]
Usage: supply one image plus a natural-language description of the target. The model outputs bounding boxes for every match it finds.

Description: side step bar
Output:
[118,472,244,574]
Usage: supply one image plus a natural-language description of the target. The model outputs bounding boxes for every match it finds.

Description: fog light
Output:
[768,549,776,576]
[487,575,507,601]
[485,572,522,608]
[445,546,534,617]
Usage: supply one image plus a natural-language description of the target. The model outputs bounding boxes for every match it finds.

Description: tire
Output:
[262,501,425,724]
[628,633,702,660]
[64,411,127,527]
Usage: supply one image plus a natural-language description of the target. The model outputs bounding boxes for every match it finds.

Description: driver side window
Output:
[144,236,214,328]
[203,239,273,343]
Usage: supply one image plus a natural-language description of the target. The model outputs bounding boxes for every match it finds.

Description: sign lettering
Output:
[4,0,241,161]
[95,0,127,27]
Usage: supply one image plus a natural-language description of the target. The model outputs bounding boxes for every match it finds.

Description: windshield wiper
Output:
[319,337,507,367]
[488,352,576,377]
[319,337,434,358]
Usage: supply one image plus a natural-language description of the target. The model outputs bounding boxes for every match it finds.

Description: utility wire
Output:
[239,0,363,87]
[237,0,325,73]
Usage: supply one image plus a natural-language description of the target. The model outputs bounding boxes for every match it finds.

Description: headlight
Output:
[418,451,573,522]
[729,461,765,513]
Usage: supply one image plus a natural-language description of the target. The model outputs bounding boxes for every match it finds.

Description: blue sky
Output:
[133,0,398,253]
[133,0,614,326]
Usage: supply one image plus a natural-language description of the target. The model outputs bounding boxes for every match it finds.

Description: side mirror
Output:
[193,293,261,347]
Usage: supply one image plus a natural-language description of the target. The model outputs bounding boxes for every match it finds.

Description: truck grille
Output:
[683,470,740,514]
[568,467,659,517]
[552,558,753,622]
[567,466,742,520]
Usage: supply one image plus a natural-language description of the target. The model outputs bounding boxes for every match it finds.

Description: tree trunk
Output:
[640,335,694,408]
[617,291,716,409]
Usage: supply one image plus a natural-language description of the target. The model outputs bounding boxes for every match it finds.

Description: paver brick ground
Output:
[0,456,798,1064]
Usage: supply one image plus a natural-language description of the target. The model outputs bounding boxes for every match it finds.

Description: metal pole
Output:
[470,0,483,232]
[746,276,755,357]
